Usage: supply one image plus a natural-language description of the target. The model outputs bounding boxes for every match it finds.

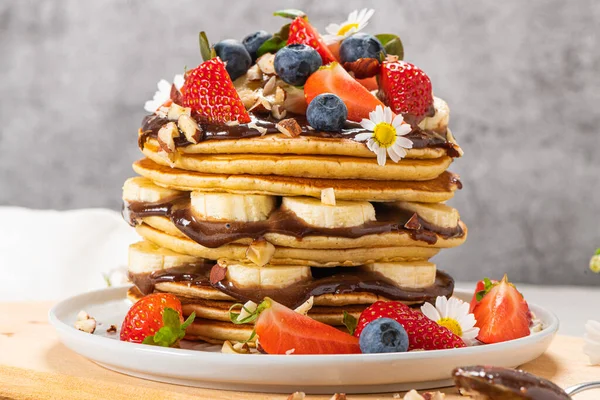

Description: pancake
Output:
[142,143,453,181]
[132,158,462,203]
[127,286,366,326]
[140,215,467,250]
[154,130,461,160]
[135,223,440,266]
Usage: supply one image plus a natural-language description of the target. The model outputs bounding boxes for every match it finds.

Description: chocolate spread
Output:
[130,263,454,309]
[138,112,461,157]
[124,198,464,248]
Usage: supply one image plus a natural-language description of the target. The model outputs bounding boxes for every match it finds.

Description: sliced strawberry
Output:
[180,57,251,124]
[379,60,433,118]
[357,76,378,91]
[254,298,360,354]
[304,62,384,122]
[287,17,336,64]
[354,301,465,351]
[469,278,498,313]
[120,293,194,347]
[473,275,531,344]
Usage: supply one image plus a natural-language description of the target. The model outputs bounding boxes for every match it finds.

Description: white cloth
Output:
[0,207,139,302]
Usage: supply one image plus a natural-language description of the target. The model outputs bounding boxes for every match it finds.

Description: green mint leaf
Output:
[199,31,213,62]
[375,34,404,60]
[257,24,290,58]
[273,9,306,19]
[595,248,600,256]
[342,311,358,335]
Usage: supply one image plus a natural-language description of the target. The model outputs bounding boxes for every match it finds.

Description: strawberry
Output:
[379,60,433,118]
[473,275,531,344]
[304,62,384,122]
[354,301,465,351]
[287,17,336,64]
[120,293,195,347]
[469,278,498,313]
[180,57,251,124]
[239,298,360,354]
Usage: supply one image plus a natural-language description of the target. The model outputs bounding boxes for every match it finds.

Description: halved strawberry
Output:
[252,298,360,354]
[469,278,498,313]
[120,293,195,347]
[287,17,336,64]
[357,76,378,91]
[354,301,465,351]
[180,57,251,124]
[379,60,433,118]
[473,275,531,344]
[304,62,384,122]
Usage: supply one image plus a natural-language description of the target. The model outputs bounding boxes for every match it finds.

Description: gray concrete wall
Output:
[1,0,599,285]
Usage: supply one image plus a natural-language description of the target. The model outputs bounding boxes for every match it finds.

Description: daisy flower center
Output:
[437,317,463,337]
[373,123,397,148]
[337,22,359,36]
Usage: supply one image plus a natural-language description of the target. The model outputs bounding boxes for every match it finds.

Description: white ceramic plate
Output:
[49,286,558,394]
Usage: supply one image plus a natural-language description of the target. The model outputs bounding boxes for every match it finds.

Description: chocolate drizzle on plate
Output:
[124,198,464,249]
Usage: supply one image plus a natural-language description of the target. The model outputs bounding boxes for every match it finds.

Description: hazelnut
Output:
[293,296,314,316]
[321,188,336,206]
[271,104,287,120]
[157,122,179,154]
[249,96,272,115]
[246,64,263,81]
[238,88,260,109]
[167,104,191,121]
[178,114,202,144]
[257,53,276,75]
[221,340,251,354]
[329,394,347,400]
[248,122,268,136]
[246,238,275,267]
[276,118,302,138]
[74,318,96,334]
[263,75,278,96]
[287,392,306,400]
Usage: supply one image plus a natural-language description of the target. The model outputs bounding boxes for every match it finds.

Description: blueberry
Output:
[214,39,252,81]
[306,94,348,132]
[339,33,385,64]
[359,318,409,354]
[274,44,322,86]
[242,30,273,61]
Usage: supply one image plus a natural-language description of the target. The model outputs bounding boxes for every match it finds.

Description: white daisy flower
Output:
[144,74,185,113]
[323,8,375,43]
[421,296,480,346]
[354,105,413,166]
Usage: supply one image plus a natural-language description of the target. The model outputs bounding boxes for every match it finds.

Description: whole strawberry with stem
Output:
[180,57,251,124]
[120,293,195,347]
[354,301,465,350]
[379,60,434,118]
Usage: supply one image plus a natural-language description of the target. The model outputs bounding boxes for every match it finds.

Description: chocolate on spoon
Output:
[452,365,571,399]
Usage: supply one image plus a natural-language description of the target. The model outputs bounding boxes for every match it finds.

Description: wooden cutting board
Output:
[0,301,598,400]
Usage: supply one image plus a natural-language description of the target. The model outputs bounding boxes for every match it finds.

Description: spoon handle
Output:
[564,381,600,396]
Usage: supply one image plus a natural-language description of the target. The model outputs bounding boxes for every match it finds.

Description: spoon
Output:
[452,365,600,399]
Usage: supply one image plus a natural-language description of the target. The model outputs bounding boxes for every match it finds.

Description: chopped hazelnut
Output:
[321,188,336,206]
[263,75,278,96]
[106,325,117,334]
[238,88,260,109]
[274,86,286,105]
[246,64,263,81]
[246,238,275,267]
[287,392,306,400]
[257,53,276,75]
[221,340,251,354]
[294,296,314,316]
[178,114,202,144]
[157,122,179,154]
[74,318,96,334]
[248,122,268,136]
[249,96,273,114]
[167,104,191,121]
[276,118,302,138]
[271,104,287,120]
[329,394,346,400]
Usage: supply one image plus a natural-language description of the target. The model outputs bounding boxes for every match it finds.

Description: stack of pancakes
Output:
[123,98,466,344]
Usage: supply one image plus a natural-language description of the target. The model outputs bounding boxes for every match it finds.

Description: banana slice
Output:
[226,262,312,289]
[418,96,449,131]
[123,176,182,203]
[363,262,436,288]
[282,196,375,228]
[190,192,277,222]
[128,241,201,274]
[394,201,459,228]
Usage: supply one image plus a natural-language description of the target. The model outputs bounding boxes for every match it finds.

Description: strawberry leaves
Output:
[273,9,306,19]
[142,308,195,347]
[257,24,290,58]
[342,311,358,335]
[475,277,496,301]
[375,34,404,60]
[199,31,216,62]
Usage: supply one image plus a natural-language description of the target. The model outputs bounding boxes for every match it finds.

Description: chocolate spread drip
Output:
[138,112,459,156]
[124,198,464,248]
[213,267,454,309]
[130,264,454,309]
